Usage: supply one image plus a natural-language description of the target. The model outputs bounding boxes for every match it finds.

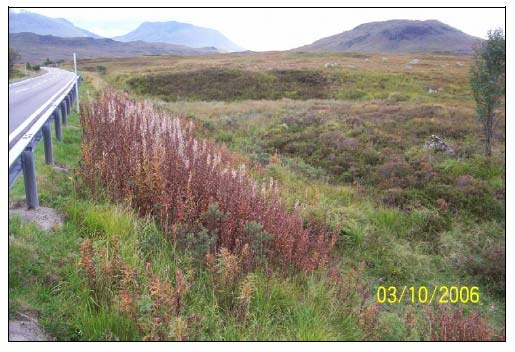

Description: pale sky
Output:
[13,7,505,51]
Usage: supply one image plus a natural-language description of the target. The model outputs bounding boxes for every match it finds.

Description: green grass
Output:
[9,53,505,341]
[9,77,369,341]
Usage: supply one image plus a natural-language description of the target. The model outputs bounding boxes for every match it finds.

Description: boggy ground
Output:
[8,51,505,340]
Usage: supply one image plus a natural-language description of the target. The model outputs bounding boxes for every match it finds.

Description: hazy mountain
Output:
[296,20,482,54]
[114,21,243,52]
[9,32,219,63]
[9,10,102,38]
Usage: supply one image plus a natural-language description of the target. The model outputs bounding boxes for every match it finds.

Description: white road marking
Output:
[14,88,29,93]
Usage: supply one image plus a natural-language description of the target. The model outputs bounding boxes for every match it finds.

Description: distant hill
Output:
[9,10,101,38]
[114,21,243,52]
[296,20,482,54]
[9,32,219,63]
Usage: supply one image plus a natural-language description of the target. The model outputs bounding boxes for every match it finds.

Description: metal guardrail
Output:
[8,73,82,209]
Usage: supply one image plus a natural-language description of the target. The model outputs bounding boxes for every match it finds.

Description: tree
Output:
[469,29,505,158]
[8,48,21,77]
[26,62,32,71]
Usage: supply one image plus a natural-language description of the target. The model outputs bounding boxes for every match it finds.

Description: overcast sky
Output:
[14,8,505,51]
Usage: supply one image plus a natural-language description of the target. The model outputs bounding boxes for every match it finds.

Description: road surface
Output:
[9,67,76,136]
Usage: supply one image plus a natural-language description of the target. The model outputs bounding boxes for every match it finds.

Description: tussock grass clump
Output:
[78,91,337,272]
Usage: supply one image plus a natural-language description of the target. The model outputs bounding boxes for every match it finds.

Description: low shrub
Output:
[422,306,500,341]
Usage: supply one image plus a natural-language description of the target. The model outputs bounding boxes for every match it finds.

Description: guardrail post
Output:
[75,81,80,114]
[54,110,62,141]
[42,121,54,165]
[66,95,71,115]
[21,146,39,210]
[61,100,68,126]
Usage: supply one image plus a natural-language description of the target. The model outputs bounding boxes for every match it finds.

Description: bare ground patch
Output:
[9,207,64,232]
[9,313,53,341]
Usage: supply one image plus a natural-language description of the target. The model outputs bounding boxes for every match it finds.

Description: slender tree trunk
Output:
[485,106,493,158]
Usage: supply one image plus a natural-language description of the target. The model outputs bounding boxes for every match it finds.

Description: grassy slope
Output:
[99,52,504,326]
[8,77,364,341]
[9,51,505,340]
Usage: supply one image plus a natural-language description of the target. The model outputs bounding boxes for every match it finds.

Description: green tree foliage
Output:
[469,29,505,157]
[8,48,21,77]
[25,62,32,71]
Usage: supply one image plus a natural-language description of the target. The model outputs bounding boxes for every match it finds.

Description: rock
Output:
[9,207,64,232]
[52,164,69,174]
[408,59,420,65]
[456,61,464,67]
[428,88,438,94]
[324,62,338,68]
[423,134,455,156]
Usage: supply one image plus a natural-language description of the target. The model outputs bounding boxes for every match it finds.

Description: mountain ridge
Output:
[9,32,219,63]
[9,10,102,38]
[296,19,482,54]
[114,21,243,52]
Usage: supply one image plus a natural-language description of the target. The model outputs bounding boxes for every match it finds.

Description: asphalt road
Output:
[9,67,76,135]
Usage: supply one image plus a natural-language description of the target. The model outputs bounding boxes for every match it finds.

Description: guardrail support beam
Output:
[60,101,68,126]
[21,146,39,210]
[42,121,54,165]
[54,110,62,141]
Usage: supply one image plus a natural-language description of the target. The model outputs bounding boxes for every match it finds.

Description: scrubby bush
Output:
[8,48,20,77]
[424,177,503,219]
[96,65,107,75]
